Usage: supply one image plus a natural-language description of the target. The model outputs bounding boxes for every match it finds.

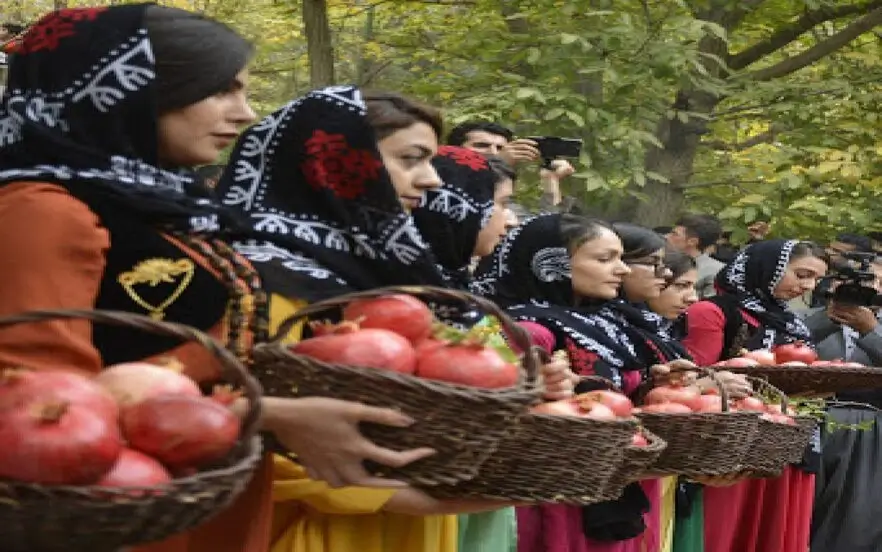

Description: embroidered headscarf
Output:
[412,146,497,288]
[0,5,241,233]
[472,213,647,386]
[714,238,815,349]
[217,86,447,300]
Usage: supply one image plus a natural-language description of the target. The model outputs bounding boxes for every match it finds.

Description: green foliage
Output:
[13,0,882,240]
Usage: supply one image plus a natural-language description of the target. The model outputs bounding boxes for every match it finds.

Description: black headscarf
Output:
[412,145,497,289]
[714,238,814,349]
[0,5,238,233]
[472,213,644,387]
[217,86,447,301]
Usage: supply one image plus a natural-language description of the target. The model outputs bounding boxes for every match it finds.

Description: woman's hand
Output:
[696,371,752,400]
[649,359,699,385]
[540,352,577,401]
[261,397,435,489]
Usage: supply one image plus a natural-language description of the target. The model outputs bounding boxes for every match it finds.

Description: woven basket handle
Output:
[0,309,263,440]
[666,364,732,412]
[271,285,539,385]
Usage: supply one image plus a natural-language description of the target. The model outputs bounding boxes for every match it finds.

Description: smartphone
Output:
[526,136,583,159]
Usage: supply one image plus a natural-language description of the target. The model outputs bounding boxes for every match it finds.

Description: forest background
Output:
[7,0,882,241]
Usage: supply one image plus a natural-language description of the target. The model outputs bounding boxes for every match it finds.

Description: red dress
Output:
[682,301,814,552]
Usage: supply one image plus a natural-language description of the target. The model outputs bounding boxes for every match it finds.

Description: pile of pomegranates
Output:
[713,341,864,368]
[633,375,797,426]
[0,361,241,491]
[291,294,521,389]
[532,389,649,447]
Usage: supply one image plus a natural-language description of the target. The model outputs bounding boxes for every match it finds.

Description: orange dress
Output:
[0,182,274,552]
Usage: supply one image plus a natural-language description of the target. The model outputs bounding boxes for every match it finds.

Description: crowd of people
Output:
[1,5,881,552]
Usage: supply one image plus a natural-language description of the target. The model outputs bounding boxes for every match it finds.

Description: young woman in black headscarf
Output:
[0,8,434,552]
[217,86,571,552]
[681,239,827,552]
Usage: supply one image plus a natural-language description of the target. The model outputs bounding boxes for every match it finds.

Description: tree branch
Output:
[703,125,783,151]
[745,7,882,82]
[730,0,882,71]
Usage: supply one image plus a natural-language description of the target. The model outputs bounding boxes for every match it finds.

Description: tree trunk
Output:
[302,0,335,88]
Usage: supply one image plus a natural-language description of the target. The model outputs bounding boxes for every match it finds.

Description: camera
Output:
[825,251,882,307]
[525,136,582,169]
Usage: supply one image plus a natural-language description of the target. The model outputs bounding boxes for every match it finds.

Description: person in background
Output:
[746,220,771,244]
[447,120,574,213]
[800,233,875,311]
[710,232,737,264]
[665,214,723,300]
[808,256,882,552]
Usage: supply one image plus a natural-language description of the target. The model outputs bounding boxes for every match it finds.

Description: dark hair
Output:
[2,23,24,35]
[447,121,514,146]
[560,214,615,254]
[146,6,253,114]
[675,213,723,250]
[663,248,697,283]
[791,241,829,265]
[613,222,666,260]
[485,154,517,185]
[363,91,443,141]
[653,226,672,235]
[833,233,873,252]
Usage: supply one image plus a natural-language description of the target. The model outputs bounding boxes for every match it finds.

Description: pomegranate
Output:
[695,395,724,413]
[210,385,243,407]
[735,397,766,412]
[779,361,808,367]
[631,432,649,447]
[722,357,759,368]
[98,448,171,493]
[576,390,634,418]
[95,361,201,407]
[761,412,796,425]
[765,403,797,416]
[0,400,123,485]
[0,369,118,420]
[582,402,617,421]
[122,395,240,471]
[343,294,434,344]
[810,360,839,367]
[841,361,865,368]
[773,341,818,365]
[741,349,776,366]
[532,400,583,417]
[644,384,702,411]
[640,402,693,414]
[417,342,519,388]
[294,322,417,374]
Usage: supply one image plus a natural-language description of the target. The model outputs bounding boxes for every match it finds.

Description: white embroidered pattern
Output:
[531,247,572,283]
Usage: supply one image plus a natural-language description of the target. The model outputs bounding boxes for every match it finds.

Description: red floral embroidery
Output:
[565,337,599,377]
[18,8,107,54]
[301,130,382,200]
[438,145,489,170]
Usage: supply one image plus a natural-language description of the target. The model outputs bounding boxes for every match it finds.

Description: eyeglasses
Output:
[626,259,670,278]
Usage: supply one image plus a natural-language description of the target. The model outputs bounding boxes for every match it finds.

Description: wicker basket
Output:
[725,363,882,396]
[252,285,543,486]
[739,378,815,476]
[601,429,667,500]
[429,412,638,504]
[429,375,638,504]
[636,369,760,477]
[0,309,264,552]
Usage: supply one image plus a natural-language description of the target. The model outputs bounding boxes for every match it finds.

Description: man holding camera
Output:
[447,121,575,213]
[803,256,882,366]
[809,255,882,552]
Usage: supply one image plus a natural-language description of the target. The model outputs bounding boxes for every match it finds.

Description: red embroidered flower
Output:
[18,8,107,54]
[438,145,489,170]
[301,130,382,200]
[565,337,599,377]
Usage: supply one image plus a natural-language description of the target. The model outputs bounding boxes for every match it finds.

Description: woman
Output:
[0,8,431,552]
[681,239,828,552]
[412,146,512,289]
[218,87,570,552]
[645,250,698,552]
